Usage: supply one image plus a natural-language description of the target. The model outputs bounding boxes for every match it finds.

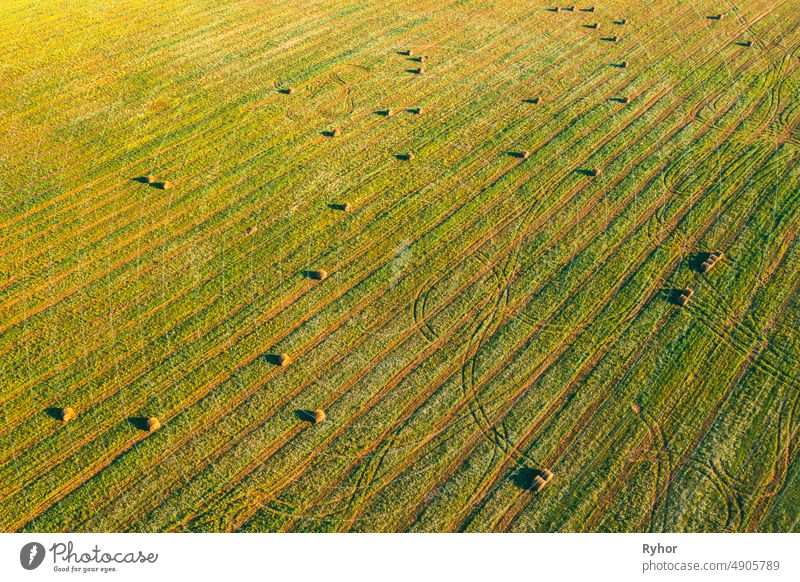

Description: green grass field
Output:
[1,0,799,532]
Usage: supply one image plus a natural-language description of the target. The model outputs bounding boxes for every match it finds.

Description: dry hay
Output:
[145,174,155,185]
[246,225,258,235]
[520,151,531,159]
[313,409,327,424]
[60,407,76,423]
[630,402,641,414]
[341,202,353,212]
[700,251,724,273]
[587,167,601,176]
[278,353,291,366]
[620,60,629,68]
[147,417,161,432]
[309,269,328,280]
[161,181,173,190]
[286,87,296,94]
[411,107,423,115]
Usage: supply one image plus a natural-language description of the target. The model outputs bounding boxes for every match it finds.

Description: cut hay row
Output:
[28,24,772,528]
[4,0,797,533]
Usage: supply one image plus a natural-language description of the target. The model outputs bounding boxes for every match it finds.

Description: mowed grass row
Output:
[2,0,799,532]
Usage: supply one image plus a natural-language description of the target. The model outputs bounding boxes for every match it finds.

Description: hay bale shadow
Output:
[666,288,690,306]
[131,176,150,184]
[397,50,412,56]
[511,467,539,490]
[611,62,628,68]
[405,68,422,74]
[609,96,628,103]
[375,109,393,116]
[263,354,287,366]
[277,88,294,94]
[508,151,529,159]
[601,36,619,42]
[328,203,349,211]
[395,153,414,161]
[545,7,560,13]
[295,409,317,423]
[321,130,337,137]
[44,407,64,421]
[127,417,151,431]
[575,168,598,176]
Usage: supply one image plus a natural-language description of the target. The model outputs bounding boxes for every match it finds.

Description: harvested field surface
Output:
[1,0,799,533]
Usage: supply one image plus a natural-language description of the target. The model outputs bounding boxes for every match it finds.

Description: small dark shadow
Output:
[405,68,422,74]
[328,203,349,211]
[735,41,753,47]
[511,467,541,490]
[395,153,414,161]
[509,151,529,159]
[689,252,713,272]
[301,269,326,279]
[410,56,425,63]
[523,98,541,104]
[545,7,560,12]
[277,88,294,94]
[375,109,393,116]
[707,15,722,20]
[406,107,423,114]
[152,182,168,190]
[295,409,316,423]
[321,130,336,137]
[613,19,628,25]
[583,24,599,29]
[575,168,598,176]
[127,417,151,431]
[666,288,690,306]
[44,408,63,421]
[132,176,150,184]
[263,354,286,366]
[611,62,628,68]
[601,36,619,42]
[580,7,596,12]
[609,97,629,103]
[397,50,412,56]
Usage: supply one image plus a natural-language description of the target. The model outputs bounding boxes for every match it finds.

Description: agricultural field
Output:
[1,0,799,533]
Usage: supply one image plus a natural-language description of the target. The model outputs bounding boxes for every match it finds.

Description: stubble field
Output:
[1,0,799,532]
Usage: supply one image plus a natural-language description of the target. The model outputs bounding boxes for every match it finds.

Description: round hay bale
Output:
[313,409,326,424]
[631,402,641,414]
[386,108,394,116]
[287,87,296,94]
[331,128,341,137]
[161,181,172,190]
[246,225,258,235]
[311,269,328,280]
[145,174,155,185]
[413,107,423,115]
[342,202,353,212]
[61,407,76,422]
[146,417,161,432]
[278,353,291,366]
